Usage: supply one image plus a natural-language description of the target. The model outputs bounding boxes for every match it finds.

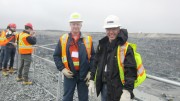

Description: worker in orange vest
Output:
[2,23,18,76]
[0,24,15,46]
[16,23,36,85]
[0,24,14,72]
[53,12,95,101]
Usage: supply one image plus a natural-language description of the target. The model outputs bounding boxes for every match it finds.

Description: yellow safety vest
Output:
[60,33,92,70]
[117,42,146,88]
[18,32,33,54]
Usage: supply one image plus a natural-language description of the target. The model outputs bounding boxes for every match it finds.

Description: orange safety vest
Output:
[18,32,33,54]
[60,33,92,70]
[0,30,14,46]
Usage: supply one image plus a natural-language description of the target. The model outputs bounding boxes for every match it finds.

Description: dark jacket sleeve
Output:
[6,34,13,38]
[26,36,36,45]
[90,44,100,80]
[124,45,137,91]
[89,43,95,71]
[53,40,65,71]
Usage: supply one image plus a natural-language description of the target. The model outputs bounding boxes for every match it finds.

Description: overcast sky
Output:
[0,0,180,33]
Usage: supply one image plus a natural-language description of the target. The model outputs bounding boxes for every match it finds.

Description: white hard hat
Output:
[103,15,121,28]
[69,12,83,22]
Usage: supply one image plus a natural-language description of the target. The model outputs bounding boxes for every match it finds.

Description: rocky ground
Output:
[0,30,180,101]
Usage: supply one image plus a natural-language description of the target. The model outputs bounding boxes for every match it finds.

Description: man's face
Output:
[106,27,120,42]
[10,28,16,32]
[26,28,33,33]
[70,22,82,34]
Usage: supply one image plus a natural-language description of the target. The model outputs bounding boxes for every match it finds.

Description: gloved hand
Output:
[88,80,95,96]
[84,72,91,85]
[30,31,36,37]
[9,42,17,47]
[120,90,131,101]
[62,68,74,78]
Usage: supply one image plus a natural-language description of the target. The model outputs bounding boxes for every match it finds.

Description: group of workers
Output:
[0,12,146,101]
[0,23,36,85]
[53,12,146,101]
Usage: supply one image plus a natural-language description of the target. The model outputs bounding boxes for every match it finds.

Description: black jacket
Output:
[90,29,137,101]
[6,32,16,48]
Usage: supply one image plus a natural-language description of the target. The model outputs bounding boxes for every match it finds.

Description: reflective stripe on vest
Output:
[117,42,128,84]
[18,32,33,54]
[60,34,69,70]
[137,64,145,76]
[83,35,92,62]
[73,61,79,67]
[117,42,146,88]
[0,31,6,41]
[60,33,92,70]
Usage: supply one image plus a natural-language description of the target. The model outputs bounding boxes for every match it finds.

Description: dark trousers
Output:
[18,54,32,81]
[63,73,88,101]
[0,46,5,69]
[101,83,107,101]
[3,46,16,69]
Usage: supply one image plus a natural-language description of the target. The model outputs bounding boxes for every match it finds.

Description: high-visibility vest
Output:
[60,33,92,70]
[117,42,146,88]
[18,32,33,54]
[0,30,14,46]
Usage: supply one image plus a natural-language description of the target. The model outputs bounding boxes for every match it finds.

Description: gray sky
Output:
[0,0,180,33]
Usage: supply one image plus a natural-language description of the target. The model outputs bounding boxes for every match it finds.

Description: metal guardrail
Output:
[146,74,180,87]
[33,44,180,101]
[36,44,180,87]
[38,43,57,47]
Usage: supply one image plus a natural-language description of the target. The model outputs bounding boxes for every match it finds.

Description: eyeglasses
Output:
[106,28,119,32]
[70,22,82,27]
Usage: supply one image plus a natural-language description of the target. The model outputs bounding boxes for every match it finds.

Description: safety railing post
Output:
[32,46,36,83]
[16,44,19,72]
[56,72,60,101]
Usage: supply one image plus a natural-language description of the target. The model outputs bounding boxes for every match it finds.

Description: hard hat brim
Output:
[69,19,83,23]
[103,25,121,29]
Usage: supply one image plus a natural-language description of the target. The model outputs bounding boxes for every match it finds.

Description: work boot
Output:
[9,68,15,74]
[6,68,9,71]
[2,69,8,76]
[22,81,33,85]
[16,77,24,82]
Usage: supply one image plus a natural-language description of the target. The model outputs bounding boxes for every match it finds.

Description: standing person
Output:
[53,12,95,101]
[0,29,1,53]
[16,23,36,85]
[0,25,13,72]
[2,23,17,76]
[0,30,5,71]
[88,15,146,101]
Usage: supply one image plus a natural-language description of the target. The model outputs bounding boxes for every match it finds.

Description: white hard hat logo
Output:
[107,21,114,24]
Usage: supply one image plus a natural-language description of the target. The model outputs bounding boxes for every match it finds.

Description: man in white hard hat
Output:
[88,15,137,101]
[53,12,95,101]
